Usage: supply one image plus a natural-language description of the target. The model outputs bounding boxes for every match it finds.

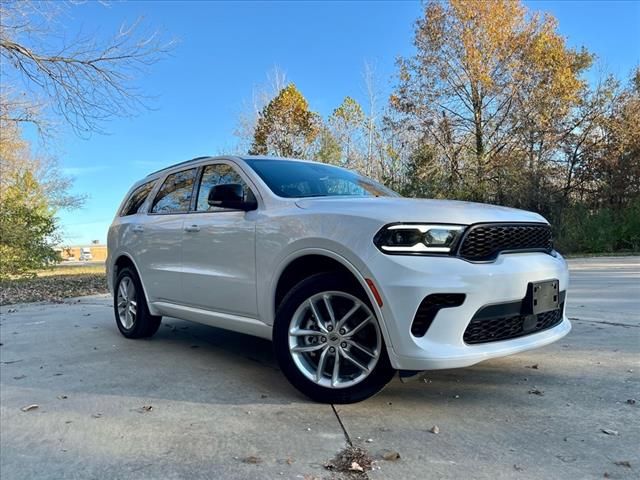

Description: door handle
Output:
[132,225,144,233]
[184,224,200,233]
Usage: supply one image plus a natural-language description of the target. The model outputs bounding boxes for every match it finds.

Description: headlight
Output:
[374,224,465,254]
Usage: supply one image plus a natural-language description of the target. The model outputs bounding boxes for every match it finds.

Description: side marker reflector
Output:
[365,278,383,307]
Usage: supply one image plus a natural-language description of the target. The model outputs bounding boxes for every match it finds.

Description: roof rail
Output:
[146,156,211,177]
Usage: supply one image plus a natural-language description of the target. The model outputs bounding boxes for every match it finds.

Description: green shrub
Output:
[553,200,640,254]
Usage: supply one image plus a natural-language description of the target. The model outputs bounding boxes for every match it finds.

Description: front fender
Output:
[260,245,397,358]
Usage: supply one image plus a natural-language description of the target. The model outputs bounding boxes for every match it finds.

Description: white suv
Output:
[107,156,570,403]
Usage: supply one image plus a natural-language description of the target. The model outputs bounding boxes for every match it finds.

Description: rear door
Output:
[137,167,197,304]
[112,178,157,283]
[180,162,258,317]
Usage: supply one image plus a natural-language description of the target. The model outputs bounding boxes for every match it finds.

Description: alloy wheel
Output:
[288,291,381,389]
[116,276,138,329]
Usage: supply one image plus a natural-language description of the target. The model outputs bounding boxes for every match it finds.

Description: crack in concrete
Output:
[331,404,353,446]
[570,317,638,328]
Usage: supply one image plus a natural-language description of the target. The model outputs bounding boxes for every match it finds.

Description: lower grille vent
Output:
[411,294,465,337]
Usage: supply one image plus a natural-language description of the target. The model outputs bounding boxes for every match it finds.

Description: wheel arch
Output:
[112,253,158,316]
[269,249,395,353]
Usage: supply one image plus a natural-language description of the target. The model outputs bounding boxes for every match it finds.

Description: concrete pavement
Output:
[1,257,638,479]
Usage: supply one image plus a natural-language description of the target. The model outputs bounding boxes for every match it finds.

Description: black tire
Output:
[273,272,395,404]
[113,266,161,339]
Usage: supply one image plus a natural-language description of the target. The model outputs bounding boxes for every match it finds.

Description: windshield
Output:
[243,159,399,198]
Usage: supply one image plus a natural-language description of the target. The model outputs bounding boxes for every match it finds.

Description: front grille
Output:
[457,223,553,261]
[463,304,564,344]
[411,293,465,337]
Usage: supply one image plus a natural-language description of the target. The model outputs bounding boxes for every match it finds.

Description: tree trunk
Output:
[471,84,485,202]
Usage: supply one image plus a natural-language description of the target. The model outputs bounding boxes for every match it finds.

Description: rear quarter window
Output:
[120,180,156,216]
[150,168,197,214]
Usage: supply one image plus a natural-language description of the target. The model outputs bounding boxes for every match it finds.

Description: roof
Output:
[145,156,213,177]
[145,155,315,178]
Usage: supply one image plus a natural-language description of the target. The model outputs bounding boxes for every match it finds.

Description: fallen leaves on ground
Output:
[242,455,262,464]
[326,445,374,479]
[601,429,619,436]
[614,460,631,468]
[381,450,401,461]
[1,273,108,305]
[20,404,39,412]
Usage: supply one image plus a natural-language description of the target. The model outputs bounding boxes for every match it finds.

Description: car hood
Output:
[294,197,547,225]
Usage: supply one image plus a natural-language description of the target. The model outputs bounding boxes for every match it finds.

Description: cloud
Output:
[62,166,108,176]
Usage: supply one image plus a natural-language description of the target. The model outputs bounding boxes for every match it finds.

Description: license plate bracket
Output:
[529,280,559,315]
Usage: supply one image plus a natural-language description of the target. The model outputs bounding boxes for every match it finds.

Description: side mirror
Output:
[207,184,257,211]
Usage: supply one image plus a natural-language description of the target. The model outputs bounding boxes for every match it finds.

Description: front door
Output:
[181,162,258,317]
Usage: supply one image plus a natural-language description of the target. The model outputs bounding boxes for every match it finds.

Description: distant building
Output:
[57,244,108,262]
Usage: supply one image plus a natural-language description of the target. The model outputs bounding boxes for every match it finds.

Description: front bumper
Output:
[368,251,571,370]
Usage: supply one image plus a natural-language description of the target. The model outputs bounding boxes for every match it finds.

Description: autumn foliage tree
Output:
[249,84,320,157]
[327,96,365,168]
[0,123,69,278]
[391,0,592,203]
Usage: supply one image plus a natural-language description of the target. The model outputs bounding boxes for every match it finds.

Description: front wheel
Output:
[114,266,161,339]
[273,272,395,403]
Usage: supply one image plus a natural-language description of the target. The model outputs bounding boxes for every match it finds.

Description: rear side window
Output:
[120,180,156,216]
[150,168,197,214]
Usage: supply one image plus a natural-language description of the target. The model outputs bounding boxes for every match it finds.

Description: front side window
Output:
[243,158,399,198]
[121,180,156,216]
[195,164,254,212]
[151,168,197,214]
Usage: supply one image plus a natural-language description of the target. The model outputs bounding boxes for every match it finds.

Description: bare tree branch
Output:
[0,0,175,136]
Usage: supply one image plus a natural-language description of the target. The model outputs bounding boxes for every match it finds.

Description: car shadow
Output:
[121,317,590,407]
[2,308,607,408]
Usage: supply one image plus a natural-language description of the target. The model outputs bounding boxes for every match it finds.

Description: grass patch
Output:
[36,263,106,277]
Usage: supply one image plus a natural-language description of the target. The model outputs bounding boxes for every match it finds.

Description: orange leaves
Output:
[399,0,592,126]
[448,0,529,91]
[250,84,320,157]
[391,0,601,204]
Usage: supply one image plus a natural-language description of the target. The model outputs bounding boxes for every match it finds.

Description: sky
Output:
[31,0,639,245]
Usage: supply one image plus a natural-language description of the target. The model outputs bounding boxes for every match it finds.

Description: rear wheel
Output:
[114,266,161,339]
[274,272,395,403]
